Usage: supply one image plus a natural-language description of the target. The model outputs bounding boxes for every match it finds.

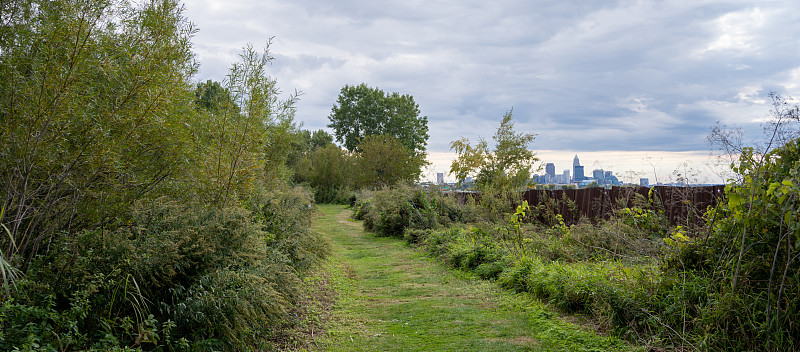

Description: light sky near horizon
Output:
[184,0,800,184]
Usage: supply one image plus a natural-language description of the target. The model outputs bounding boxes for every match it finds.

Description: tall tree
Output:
[0,0,197,267]
[327,83,428,155]
[450,110,538,191]
[188,43,300,205]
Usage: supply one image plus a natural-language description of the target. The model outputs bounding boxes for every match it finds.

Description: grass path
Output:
[309,205,636,352]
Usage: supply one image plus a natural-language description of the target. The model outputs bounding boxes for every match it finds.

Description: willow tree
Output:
[0,0,197,269]
[188,42,300,206]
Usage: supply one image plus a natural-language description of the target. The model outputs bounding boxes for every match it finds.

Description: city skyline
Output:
[423,149,726,186]
[187,1,800,169]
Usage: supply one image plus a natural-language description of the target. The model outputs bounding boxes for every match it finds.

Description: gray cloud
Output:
[185,0,800,155]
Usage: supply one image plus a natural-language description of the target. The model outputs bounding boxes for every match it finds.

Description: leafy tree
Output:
[294,144,357,203]
[449,110,538,191]
[0,1,327,349]
[287,129,335,176]
[194,79,238,113]
[310,129,335,149]
[0,0,197,267]
[188,43,300,205]
[357,135,426,188]
[327,83,428,155]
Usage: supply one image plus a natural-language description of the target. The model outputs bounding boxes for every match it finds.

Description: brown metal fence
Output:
[520,185,726,226]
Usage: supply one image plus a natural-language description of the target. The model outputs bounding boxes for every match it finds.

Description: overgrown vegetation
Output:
[290,84,430,203]
[0,1,328,350]
[353,94,800,351]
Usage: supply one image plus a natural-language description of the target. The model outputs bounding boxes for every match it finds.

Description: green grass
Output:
[307,205,639,352]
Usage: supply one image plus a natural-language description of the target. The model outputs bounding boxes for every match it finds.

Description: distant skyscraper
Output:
[573,155,584,182]
[604,171,619,185]
[592,169,604,182]
[436,173,444,185]
[545,163,555,179]
[640,178,649,187]
[562,169,570,184]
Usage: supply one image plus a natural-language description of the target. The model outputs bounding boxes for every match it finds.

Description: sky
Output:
[184,0,800,184]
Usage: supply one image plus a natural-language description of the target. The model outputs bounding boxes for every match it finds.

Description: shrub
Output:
[1,190,328,351]
[356,185,485,237]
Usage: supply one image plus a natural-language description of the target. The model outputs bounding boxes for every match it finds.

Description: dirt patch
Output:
[485,336,538,347]
[336,208,362,228]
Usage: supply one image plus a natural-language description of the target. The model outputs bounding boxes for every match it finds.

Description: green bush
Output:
[357,186,439,237]
[1,190,328,351]
[407,221,674,344]
[658,139,800,350]
[354,185,483,238]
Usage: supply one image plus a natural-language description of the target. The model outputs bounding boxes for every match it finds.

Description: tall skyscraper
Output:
[436,173,444,185]
[573,155,584,182]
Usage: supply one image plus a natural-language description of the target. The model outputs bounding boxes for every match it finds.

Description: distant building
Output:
[555,169,570,184]
[573,155,584,182]
[605,171,620,185]
[592,169,605,183]
[574,166,584,182]
[545,163,555,179]
[436,173,444,185]
[640,178,649,187]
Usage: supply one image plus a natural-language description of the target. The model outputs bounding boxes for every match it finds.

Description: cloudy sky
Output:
[184,0,800,183]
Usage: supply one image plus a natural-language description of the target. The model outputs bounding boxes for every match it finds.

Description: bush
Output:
[354,185,483,238]
[657,138,800,350]
[1,190,329,351]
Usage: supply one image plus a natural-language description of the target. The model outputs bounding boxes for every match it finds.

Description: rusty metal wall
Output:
[520,185,725,226]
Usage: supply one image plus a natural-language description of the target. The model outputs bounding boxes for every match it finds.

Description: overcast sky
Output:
[184,0,800,183]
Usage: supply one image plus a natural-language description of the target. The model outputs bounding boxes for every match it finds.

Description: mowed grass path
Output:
[310,205,636,352]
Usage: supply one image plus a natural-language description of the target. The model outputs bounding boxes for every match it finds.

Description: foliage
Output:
[450,110,538,191]
[0,0,197,269]
[194,79,238,114]
[410,224,663,335]
[662,138,800,350]
[293,144,357,204]
[294,134,427,202]
[2,190,328,350]
[617,207,669,238]
[0,1,329,350]
[353,185,481,238]
[187,43,301,206]
[356,135,427,188]
[327,83,429,156]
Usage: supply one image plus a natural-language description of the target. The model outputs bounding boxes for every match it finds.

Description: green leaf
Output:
[728,193,744,209]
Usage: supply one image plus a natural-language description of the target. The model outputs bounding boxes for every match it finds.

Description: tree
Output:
[310,129,334,149]
[188,43,300,205]
[357,135,426,188]
[449,110,538,191]
[194,79,238,114]
[294,144,357,203]
[327,83,428,155]
[0,0,197,268]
